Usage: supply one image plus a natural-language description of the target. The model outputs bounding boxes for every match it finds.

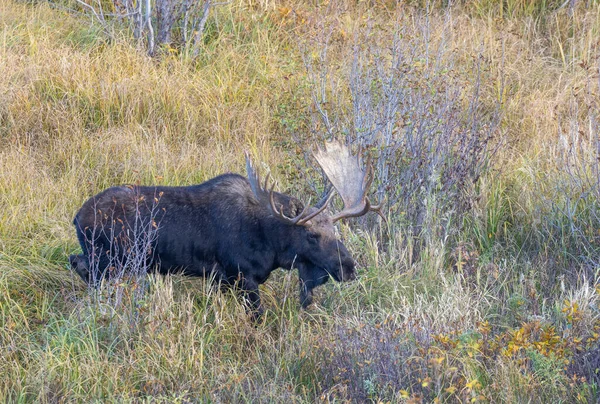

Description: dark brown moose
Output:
[70,141,383,315]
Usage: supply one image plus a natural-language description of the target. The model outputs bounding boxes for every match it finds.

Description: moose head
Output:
[245,141,384,308]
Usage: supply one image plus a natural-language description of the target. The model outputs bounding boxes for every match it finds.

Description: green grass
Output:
[1,0,600,402]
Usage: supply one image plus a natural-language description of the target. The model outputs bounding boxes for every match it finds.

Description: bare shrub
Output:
[568,345,600,391]
[540,62,600,279]
[316,319,464,402]
[295,8,501,251]
[75,186,164,322]
[62,0,228,55]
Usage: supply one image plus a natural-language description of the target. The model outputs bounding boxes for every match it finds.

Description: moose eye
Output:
[308,233,321,243]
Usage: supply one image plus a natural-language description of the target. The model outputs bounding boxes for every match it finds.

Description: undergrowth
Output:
[1,0,600,402]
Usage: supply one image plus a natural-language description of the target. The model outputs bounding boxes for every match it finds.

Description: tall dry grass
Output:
[1,0,600,402]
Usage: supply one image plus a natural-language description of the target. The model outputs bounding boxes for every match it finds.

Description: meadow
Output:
[1,0,600,402]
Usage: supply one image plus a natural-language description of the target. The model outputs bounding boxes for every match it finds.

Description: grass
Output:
[1,0,600,402]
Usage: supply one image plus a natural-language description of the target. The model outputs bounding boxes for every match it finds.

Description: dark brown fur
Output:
[71,173,355,315]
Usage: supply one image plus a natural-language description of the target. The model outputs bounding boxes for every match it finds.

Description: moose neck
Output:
[262,216,305,271]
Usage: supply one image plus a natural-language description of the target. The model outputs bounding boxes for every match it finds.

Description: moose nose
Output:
[340,258,356,282]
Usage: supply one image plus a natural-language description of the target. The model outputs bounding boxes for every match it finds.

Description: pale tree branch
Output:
[58,0,229,57]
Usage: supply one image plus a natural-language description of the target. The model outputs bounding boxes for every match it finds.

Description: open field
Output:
[1,0,600,402]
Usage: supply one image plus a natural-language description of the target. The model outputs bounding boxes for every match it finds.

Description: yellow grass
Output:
[1,0,600,401]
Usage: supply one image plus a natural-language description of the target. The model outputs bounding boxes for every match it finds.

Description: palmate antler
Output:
[245,141,384,226]
[314,141,385,223]
[245,152,334,225]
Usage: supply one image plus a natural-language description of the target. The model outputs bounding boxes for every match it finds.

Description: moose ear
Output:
[271,196,309,221]
[288,198,305,217]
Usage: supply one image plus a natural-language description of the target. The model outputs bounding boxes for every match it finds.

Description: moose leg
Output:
[208,263,230,290]
[239,277,264,320]
[299,281,314,309]
[298,266,316,308]
[298,265,330,309]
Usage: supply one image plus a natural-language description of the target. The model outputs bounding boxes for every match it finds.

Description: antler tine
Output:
[263,172,271,192]
[245,151,262,197]
[297,191,335,225]
[367,199,387,223]
[364,155,375,191]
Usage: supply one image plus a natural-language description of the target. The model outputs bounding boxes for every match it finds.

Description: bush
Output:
[294,8,501,253]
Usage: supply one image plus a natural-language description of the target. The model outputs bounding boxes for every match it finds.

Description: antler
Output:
[313,141,385,223]
[245,152,334,225]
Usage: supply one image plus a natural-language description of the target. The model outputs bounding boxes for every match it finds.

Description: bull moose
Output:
[69,141,383,315]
